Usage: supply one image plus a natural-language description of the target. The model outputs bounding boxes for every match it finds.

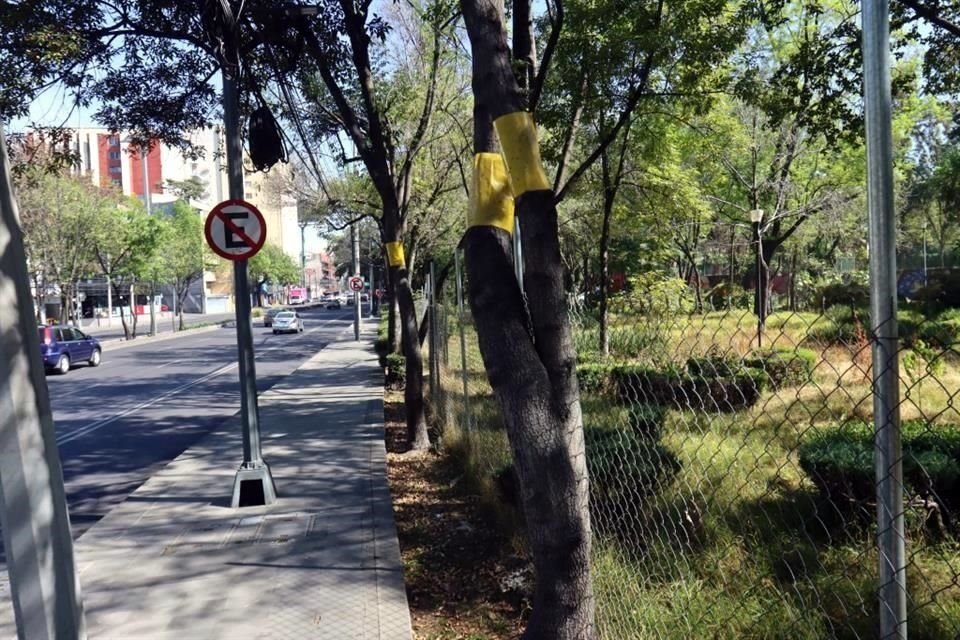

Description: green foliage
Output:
[584,427,681,517]
[385,353,406,389]
[612,363,765,412]
[687,349,743,379]
[799,421,960,527]
[613,273,693,317]
[576,362,613,395]
[743,347,817,389]
[817,281,870,310]
[248,244,300,288]
[626,404,666,440]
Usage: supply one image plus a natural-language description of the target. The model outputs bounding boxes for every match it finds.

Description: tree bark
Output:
[394,264,430,450]
[460,1,595,637]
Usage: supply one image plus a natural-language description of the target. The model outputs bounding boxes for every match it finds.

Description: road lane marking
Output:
[55,316,351,445]
[56,361,240,445]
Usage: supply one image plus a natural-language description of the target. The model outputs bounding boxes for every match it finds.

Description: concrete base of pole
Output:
[230,462,277,508]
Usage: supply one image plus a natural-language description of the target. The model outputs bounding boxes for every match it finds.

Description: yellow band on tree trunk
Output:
[468,152,514,233]
[493,111,550,196]
[385,241,405,267]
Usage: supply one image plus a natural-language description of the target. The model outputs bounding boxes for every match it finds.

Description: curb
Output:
[99,323,225,351]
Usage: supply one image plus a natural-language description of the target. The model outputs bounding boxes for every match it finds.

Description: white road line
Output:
[56,361,239,446]
[156,359,184,369]
[54,315,351,446]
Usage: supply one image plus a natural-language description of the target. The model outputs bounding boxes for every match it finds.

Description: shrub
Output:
[818,281,869,310]
[918,318,960,349]
[577,362,613,395]
[743,347,816,389]
[626,403,666,440]
[612,364,765,412]
[384,353,406,389]
[799,421,960,529]
[584,427,681,510]
[251,307,264,318]
[687,350,744,379]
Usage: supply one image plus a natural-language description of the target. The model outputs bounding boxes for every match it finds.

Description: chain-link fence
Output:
[423,253,960,639]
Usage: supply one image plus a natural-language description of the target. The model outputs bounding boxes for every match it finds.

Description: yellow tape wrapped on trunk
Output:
[385,241,405,267]
[493,111,550,197]
[468,152,514,233]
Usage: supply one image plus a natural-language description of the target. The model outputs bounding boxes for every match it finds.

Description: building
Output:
[64,126,305,316]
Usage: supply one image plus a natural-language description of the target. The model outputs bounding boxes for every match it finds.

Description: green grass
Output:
[431,307,960,638]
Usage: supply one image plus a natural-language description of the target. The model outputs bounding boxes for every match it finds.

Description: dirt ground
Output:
[383,394,527,640]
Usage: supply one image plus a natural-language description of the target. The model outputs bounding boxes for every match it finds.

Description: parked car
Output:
[39,325,101,375]
[271,311,304,334]
[325,299,342,310]
[263,306,288,327]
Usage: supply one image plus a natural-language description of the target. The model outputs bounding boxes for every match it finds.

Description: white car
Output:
[271,311,304,334]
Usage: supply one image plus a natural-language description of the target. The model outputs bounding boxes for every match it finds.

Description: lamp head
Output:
[749,209,764,223]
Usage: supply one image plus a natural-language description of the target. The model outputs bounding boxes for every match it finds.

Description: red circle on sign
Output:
[204,199,268,261]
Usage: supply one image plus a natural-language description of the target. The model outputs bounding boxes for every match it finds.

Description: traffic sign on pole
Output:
[204,199,267,261]
[348,275,364,292]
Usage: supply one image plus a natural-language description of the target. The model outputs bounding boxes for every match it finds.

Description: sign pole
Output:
[222,40,276,508]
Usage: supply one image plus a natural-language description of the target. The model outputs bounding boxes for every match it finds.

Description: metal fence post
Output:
[862,0,907,636]
[455,250,471,433]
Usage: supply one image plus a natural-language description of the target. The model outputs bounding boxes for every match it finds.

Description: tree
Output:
[14,168,99,323]
[458,0,595,636]
[248,243,299,306]
[90,195,163,340]
[162,201,219,329]
[165,176,208,203]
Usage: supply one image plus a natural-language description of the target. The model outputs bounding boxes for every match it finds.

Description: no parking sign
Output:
[204,199,267,261]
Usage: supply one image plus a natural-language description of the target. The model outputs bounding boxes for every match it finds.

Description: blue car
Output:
[38,325,102,375]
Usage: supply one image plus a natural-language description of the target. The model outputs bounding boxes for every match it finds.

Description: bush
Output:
[577,362,613,395]
[384,353,406,389]
[799,421,960,529]
[626,403,666,440]
[743,347,816,389]
[251,307,264,318]
[584,427,681,510]
[818,281,869,310]
[918,318,960,349]
[612,364,765,412]
[706,281,752,311]
[687,350,744,379]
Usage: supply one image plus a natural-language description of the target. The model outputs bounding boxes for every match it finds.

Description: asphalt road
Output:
[38,304,357,540]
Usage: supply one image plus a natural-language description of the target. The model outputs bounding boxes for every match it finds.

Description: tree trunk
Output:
[394,265,430,450]
[114,283,130,340]
[691,261,704,313]
[386,274,399,354]
[598,189,613,359]
[460,1,595,637]
[129,283,138,338]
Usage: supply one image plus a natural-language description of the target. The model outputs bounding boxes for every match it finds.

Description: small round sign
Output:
[348,276,364,292]
[204,199,267,261]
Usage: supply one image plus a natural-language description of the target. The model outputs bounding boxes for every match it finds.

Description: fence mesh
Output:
[423,255,960,639]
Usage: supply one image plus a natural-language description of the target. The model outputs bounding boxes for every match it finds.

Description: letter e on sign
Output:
[205,199,268,261]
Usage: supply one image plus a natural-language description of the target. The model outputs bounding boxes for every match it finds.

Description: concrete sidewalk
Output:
[0,323,412,639]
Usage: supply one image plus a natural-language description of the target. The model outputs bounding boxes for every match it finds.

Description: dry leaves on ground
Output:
[384,392,527,640]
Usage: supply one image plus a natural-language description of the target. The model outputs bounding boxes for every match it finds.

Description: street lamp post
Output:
[299,220,308,290]
[750,209,765,348]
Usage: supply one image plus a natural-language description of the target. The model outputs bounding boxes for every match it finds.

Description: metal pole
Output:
[922,222,927,286]
[141,144,152,215]
[352,222,361,340]
[454,250,471,432]
[369,261,374,317]
[223,41,276,507]
[754,222,762,349]
[0,123,86,639]
[513,215,524,287]
[862,1,906,636]
[299,222,307,289]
